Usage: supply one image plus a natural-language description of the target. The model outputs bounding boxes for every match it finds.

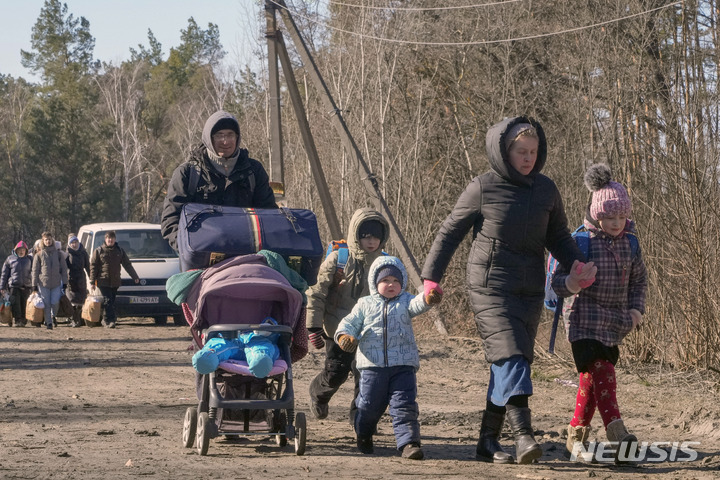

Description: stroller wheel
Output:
[196,412,211,455]
[294,412,307,456]
[182,407,197,448]
[275,412,288,447]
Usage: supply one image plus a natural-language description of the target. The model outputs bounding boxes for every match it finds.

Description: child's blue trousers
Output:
[355,365,420,450]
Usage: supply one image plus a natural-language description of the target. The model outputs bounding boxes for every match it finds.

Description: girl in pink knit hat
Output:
[551,163,648,464]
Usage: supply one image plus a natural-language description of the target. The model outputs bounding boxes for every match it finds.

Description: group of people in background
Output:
[0,232,73,329]
[0,230,139,330]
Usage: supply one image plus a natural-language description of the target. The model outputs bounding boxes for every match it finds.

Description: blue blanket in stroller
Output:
[193,319,280,377]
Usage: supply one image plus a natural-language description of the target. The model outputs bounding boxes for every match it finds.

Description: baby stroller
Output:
[180,254,307,455]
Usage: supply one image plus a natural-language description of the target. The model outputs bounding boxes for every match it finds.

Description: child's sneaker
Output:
[401,442,424,460]
[357,436,373,454]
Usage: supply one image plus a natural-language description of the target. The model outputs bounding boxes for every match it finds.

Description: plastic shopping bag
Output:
[25,292,45,324]
[0,293,11,325]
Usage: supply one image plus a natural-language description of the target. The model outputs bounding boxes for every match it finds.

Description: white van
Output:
[77,222,184,325]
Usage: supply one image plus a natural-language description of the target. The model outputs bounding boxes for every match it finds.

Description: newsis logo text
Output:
[570,441,700,463]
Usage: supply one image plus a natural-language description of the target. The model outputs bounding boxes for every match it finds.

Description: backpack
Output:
[324,239,387,283]
[325,239,351,273]
[544,225,640,311]
[545,225,639,354]
[187,160,255,201]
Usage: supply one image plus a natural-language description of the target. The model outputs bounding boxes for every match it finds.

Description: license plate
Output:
[129,297,159,304]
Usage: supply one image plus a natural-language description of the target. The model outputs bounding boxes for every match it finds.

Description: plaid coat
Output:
[551,220,647,346]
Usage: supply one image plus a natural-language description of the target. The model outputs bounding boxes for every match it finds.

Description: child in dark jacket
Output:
[306,208,390,422]
[335,255,437,460]
[551,164,647,463]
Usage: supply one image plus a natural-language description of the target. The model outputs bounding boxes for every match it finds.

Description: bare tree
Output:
[95,61,149,221]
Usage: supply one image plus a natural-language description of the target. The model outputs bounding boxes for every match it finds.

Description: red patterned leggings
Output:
[569,359,621,428]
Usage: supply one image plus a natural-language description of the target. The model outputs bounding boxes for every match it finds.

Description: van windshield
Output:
[92,230,178,259]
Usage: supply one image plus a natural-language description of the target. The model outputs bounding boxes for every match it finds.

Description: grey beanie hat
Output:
[375,264,402,286]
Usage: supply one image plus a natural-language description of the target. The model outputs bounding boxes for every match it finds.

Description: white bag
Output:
[31,292,45,309]
[26,292,45,323]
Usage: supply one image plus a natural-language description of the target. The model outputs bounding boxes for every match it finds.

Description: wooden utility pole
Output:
[275,34,343,239]
[266,0,447,334]
[266,0,341,238]
[265,2,284,198]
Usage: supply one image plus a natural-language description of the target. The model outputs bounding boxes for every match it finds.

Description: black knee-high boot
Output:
[476,410,514,463]
[505,407,542,464]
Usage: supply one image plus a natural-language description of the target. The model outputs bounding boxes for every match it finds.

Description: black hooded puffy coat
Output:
[422,116,584,364]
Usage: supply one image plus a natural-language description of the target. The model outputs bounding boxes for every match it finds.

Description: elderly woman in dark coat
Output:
[66,235,90,327]
[421,116,596,464]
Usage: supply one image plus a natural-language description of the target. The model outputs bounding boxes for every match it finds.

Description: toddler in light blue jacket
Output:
[334,255,439,460]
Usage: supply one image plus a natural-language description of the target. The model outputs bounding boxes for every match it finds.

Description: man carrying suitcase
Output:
[161,110,278,250]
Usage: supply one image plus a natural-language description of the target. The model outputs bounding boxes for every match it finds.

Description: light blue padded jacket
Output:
[334,255,429,371]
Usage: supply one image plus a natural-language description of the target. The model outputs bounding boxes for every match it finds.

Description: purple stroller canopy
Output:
[186,254,303,332]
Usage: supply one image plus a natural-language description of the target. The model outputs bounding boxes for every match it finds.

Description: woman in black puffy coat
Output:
[66,235,90,327]
[422,116,596,464]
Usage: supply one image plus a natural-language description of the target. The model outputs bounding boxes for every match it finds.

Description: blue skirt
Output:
[487,355,533,406]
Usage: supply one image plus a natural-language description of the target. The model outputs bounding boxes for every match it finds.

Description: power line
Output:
[325,0,523,11]
[270,0,682,47]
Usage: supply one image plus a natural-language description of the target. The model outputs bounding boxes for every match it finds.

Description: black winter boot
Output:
[506,407,542,464]
[476,410,514,463]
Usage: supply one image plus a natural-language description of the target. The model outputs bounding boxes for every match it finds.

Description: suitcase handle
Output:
[187,205,223,229]
[280,207,299,233]
[187,205,300,234]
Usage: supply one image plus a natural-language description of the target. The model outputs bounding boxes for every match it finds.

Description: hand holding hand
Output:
[629,309,642,329]
[577,261,597,289]
[423,279,443,305]
[565,261,597,293]
[308,329,325,349]
[337,334,357,352]
[425,290,442,305]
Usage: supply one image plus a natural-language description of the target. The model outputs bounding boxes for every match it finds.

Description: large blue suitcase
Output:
[177,203,324,285]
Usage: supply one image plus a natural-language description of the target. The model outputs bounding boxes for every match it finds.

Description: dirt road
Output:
[1,319,719,479]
